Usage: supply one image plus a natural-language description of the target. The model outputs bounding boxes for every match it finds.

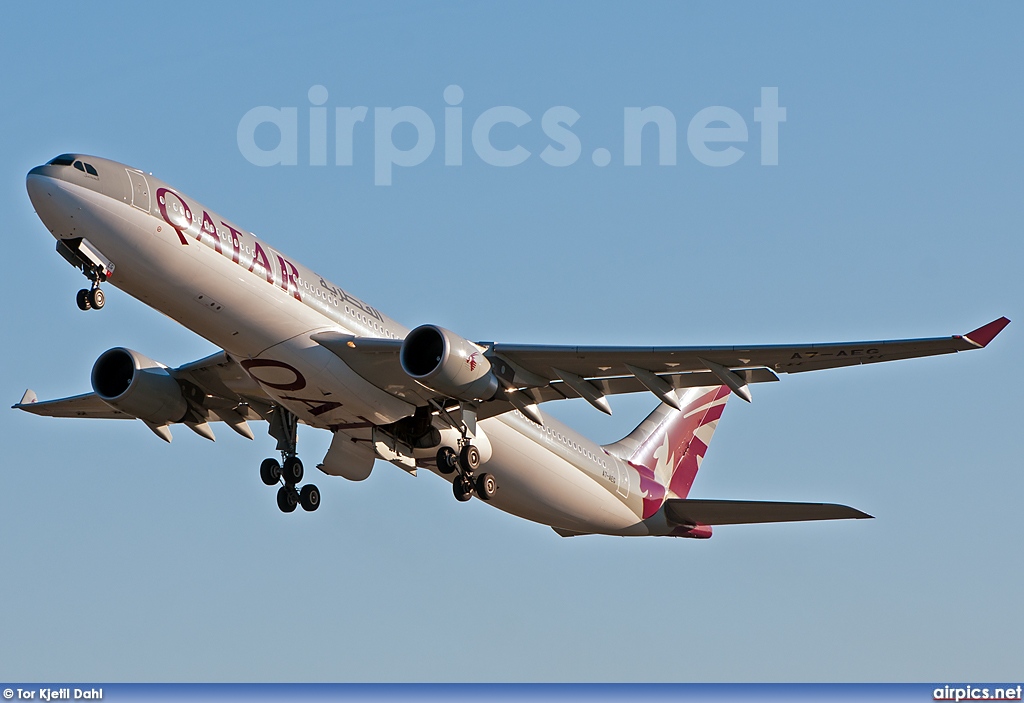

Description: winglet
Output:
[964,317,1010,348]
[13,389,37,408]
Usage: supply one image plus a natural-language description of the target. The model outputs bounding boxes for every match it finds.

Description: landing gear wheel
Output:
[453,475,474,502]
[459,444,481,473]
[76,289,92,311]
[300,484,321,512]
[476,472,497,501]
[277,485,298,513]
[282,456,304,485]
[260,458,282,486]
[88,288,105,310]
[436,446,458,475]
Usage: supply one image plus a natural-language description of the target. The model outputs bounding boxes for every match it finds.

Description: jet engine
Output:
[400,325,500,402]
[91,347,188,424]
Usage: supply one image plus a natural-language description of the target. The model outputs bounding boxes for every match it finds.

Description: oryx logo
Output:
[467,352,479,372]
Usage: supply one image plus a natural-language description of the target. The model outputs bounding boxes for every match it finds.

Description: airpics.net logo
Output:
[236,85,786,186]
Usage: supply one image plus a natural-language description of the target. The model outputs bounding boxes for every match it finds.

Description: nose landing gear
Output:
[57,238,113,312]
[76,285,105,311]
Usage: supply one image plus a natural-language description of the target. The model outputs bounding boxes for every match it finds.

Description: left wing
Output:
[489,316,1010,383]
[314,317,1009,421]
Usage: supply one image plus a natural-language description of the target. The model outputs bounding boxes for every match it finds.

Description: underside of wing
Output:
[13,350,276,442]
[309,332,433,404]
[13,389,130,419]
[171,350,275,418]
[490,317,1010,380]
[311,318,1009,425]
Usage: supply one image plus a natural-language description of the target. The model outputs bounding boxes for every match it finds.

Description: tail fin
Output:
[604,385,730,517]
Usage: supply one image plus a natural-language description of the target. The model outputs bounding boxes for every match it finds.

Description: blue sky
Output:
[1,2,1021,682]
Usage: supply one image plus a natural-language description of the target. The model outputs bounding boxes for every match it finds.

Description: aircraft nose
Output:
[26,168,56,216]
[26,166,76,238]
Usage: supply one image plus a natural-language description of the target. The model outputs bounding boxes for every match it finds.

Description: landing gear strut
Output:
[262,405,320,513]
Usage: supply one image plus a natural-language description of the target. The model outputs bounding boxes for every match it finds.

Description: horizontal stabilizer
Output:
[664,498,872,526]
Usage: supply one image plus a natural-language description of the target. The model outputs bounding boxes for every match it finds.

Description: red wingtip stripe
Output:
[964,317,1010,347]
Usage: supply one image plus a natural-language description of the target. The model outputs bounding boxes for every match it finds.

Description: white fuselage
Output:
[27,158,658,536]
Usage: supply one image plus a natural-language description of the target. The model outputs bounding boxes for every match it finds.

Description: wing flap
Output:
[664,498,872,526]
[475,367,778,420]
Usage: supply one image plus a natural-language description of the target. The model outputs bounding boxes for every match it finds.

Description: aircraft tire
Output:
[459,444,481,473]
[89,288,105,310]
[277,485,298,513]
[282,456,303,485]
[453,476,473,502]
[260,458,282,486]
[476,472,497,501]
[436,446,457,475]
[76,289,92,310]
[300,484,320,512]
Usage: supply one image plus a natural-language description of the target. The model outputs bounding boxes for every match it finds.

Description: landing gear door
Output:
[126,169,150,212]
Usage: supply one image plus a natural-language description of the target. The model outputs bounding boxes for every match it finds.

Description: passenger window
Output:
[84,163,98,177]
[73,161,85,172]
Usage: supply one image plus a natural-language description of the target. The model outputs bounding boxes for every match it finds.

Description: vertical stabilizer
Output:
[604,385,730,518]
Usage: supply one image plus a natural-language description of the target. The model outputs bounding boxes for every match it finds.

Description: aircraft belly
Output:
[476,418,649,535]
[47,180,415,428]
[246,336,415,428]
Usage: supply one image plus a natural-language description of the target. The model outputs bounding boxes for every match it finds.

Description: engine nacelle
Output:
[400,325,500,402]
[91,347,188,425]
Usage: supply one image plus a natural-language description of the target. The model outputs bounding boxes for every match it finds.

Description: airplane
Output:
[16,153,1009,538]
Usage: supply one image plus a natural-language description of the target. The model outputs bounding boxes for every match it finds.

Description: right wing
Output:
[13,351,275,440]
[13,389,129,419]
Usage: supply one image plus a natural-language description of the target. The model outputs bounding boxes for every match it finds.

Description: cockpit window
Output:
[71,161,99,178]
[48,154,76,166]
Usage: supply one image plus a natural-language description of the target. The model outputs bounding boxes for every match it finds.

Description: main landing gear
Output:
[261,406,320,513]
[436,442,497,503]
[261,456,320,512]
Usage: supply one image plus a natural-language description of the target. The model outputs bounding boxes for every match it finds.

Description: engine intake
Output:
[91,348,188,425]
[400,325,499,402]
